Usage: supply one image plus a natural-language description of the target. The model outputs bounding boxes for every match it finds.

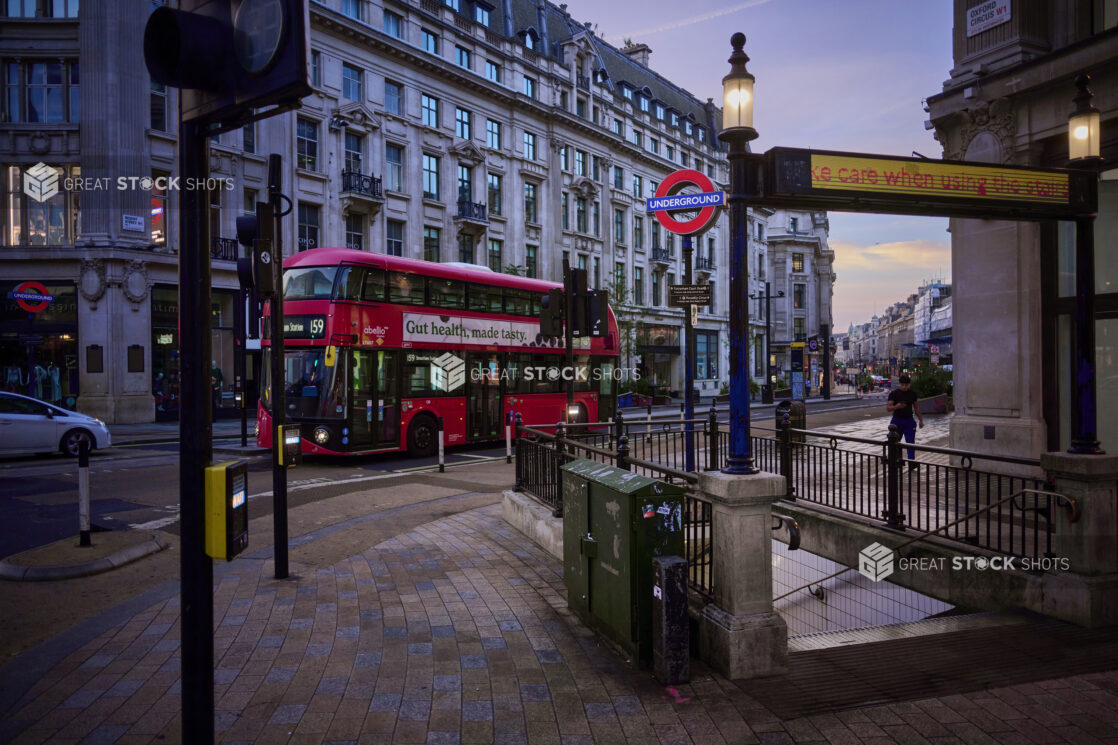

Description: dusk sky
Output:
[558,0,956,330]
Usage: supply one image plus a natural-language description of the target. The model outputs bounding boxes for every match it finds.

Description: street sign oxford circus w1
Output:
[646,168,724,235]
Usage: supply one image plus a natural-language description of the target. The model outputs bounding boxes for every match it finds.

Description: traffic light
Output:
[568,269,589,337]
[144,0,311,130]
[587,289,609,338]
[236,201,276,296]
[539,288,564,337]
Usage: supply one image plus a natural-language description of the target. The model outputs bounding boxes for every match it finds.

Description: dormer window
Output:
[639,96,649,113]
[684,121,692,135]
[669,111,679,127]
[655,103,665,120]
[622,86,633,100]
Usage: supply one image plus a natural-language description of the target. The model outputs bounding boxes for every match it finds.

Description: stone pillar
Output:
[1039,452,1118,627]
[697,470,787,679]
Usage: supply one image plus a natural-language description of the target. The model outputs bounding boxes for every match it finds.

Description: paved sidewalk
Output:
[3,426,1116,745]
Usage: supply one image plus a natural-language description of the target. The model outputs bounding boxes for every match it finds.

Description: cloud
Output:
[831,239,951,328]
[603,0,774,43]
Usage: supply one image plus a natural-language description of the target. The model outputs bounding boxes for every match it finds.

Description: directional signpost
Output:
[647,169,725,472]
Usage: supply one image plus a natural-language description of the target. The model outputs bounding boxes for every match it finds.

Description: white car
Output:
[0,392,112,457]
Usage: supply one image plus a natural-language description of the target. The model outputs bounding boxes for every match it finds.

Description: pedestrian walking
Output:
[886,374,924,467]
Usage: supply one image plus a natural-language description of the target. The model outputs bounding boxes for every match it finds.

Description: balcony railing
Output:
[211,237,238,262]
[341,171,383,199]
[696,256,715,271]
[576,75,590,91]
[456,200,488,223]
[651,248,672,264]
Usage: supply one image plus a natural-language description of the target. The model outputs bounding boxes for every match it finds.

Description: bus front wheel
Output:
[407,414,438,458]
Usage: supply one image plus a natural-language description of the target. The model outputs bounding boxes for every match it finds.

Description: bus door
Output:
[466,352,503,441]
[350,349,401,449]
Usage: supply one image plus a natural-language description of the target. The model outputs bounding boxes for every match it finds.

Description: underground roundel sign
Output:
[9,281,54,313]
[646,169,724,235]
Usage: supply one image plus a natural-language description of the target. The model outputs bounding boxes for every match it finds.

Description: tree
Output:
[605,277,646,392]
[503,263,527,277]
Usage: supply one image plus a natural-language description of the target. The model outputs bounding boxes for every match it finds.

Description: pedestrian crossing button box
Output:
[277,424,302,467]
[204,460,248,561]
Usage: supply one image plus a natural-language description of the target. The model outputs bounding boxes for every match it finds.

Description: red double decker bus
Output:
[257,248,619,457]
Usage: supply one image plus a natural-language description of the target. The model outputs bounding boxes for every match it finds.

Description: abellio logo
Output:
[23,162,60,203]
[858,542,895,582]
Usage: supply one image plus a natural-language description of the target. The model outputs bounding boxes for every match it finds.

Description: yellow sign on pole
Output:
[809,154,1070,205]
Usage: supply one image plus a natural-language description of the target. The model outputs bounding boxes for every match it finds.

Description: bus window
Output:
[468,283,503,314]
[530,353,562,393]
[283,349,346,418]
[507,353,530,393]
[404,350,466,396]
[429,279,466,309]
[574,354,591,392]
[335,266,366,301]
[362,267,387,302]
[388,272,425,304]
[504,288,531,316]
[530,293,544,316]
[284,266,338,300]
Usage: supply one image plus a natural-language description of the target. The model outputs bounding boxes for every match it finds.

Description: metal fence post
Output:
[646,403,653,443]
[78,439,91,547]
[614,407,625,451]
[505,410,512,464]
[437,416,445,473]
[707,404,719,472]
[617,434,630,471]
[780,412,794,500]
[884,424,906,530]
[553,421,566,518]
[513,412,523,491]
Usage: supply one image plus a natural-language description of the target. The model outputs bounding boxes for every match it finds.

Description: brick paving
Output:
[2,460,1117,743]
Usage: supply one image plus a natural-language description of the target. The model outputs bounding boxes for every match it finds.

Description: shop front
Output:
[637,324,680,397]
[1,281,80,409]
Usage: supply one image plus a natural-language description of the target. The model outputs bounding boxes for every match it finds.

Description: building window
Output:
[792,253,804,272]
[385,143,403,191]
[639,96,649,113]
[651,272,659,307]
[559,146,569,171]
[575,150,586,176]
[386,219,404,256]
[475,5,490,25]
[790,217,799,232]
[384,80,402,115]
[424,227,440,262]
[523,131,536,160]
[614,209,624,243]
[422,154,440,200]
[457,163,472,202]
[561,192,569,230]
[3,59,80,123]
[576,197,587,233]
[707,280,715,313]
[614,262,624,288]
[151,169,167,246]
[793,283,805,310]
[421,28,439,54]
[630,129,642,147]
[243,187,257,215]
[297,202,320,251]
[455,106,471,140]
[488,239,502,272]
[486,118,501,149]
[696,331,718,379]
[524,182,537,223]
[526,245,538,278]
[242,122,256,154]
[593,257,600,288]
[655,103,665,120]
[3,163,81,246]
[341,0,362,21]
[592,202,600,238]
[458,233,474,263]
[150,80,167,131]
[592,156,601,181]
[487,173,502,216]
[666,144,674,162]
[296,117,318,170]
[342,63,362,101]
[486,60,501,83]
[384,9,403,38]
[344,131,364,173]
[649,138,659,155]
[613,165,623,190]
[633,268,643,304]
[578,254,587,272]
[632,175,642,198]
[311,50,321,87]
[456,45,471,69]
[651,222,660,251]
[421,93,438,128]
[522,75,536,99]
[345,213,364,250]
[794,317,805,341]
[756,222,764,241]
[634,216,643,249]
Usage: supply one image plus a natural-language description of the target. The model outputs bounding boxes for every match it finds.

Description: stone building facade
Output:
[1,0,835,421]
[926,1,1117,458]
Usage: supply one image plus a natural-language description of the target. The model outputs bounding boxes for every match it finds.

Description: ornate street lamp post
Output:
[749,281,783,403]
[1067,74,1104,454]
[719,33,759,474]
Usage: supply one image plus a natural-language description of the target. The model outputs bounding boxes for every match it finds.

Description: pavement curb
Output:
[0,534,170,582]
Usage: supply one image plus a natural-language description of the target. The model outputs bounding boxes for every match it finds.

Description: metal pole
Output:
[77,439,91,547]
[179,117,214,745]
[563,255,574,413]
[505,411,512,464]
[268,155,289,580]
[1069,215,1102,453]
[884,424,905,529]
[765,281,771,389]
[821,323,831,401]
[682,236,695,473]
[237,288,247,447]
[438,416,445,472]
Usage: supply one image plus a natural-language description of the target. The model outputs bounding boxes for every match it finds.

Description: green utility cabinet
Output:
[561,458,684,667]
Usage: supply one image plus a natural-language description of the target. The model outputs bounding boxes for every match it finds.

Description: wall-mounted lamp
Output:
[329,114,348,132]
[1068,74,1101,164]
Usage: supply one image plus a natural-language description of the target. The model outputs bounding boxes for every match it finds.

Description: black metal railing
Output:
[696,256,715,271]
[341,171,384,199]
[211,237,238,262]
[456,200,488,222]
[576,75,590,91]
[651,248,672,263]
